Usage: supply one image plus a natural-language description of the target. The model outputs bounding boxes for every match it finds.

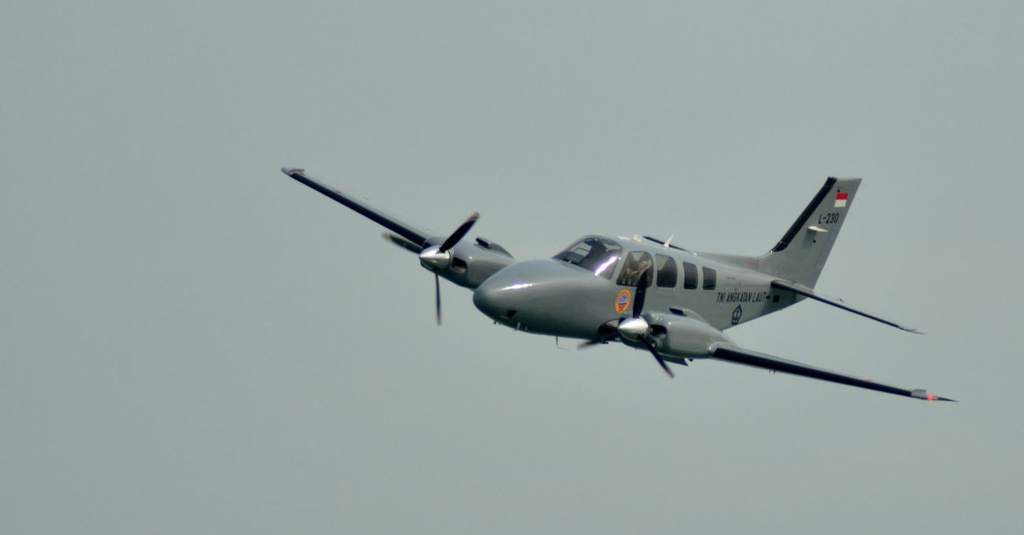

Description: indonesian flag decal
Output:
[834,192,849,208]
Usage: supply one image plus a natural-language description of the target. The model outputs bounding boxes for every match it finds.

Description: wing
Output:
[771,279,920,333]
[707,343,955,401]
[281,167,432,250]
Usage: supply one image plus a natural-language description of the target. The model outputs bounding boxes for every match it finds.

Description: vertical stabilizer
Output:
[759,177,861,287]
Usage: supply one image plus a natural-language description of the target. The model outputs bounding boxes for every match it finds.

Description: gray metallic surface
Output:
[473,259,620,338]
[283,168,951,401]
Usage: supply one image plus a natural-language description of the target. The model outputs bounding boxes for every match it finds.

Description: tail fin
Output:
[758,177,861,287]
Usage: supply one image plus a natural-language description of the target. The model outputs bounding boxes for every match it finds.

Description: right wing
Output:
[281,168,433,250]
[709,343,955,402]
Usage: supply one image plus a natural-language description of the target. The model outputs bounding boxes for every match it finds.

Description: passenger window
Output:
[656,255,677,288]
[683,262,698,289]
[617,251,654,287]
[702,267,717,290]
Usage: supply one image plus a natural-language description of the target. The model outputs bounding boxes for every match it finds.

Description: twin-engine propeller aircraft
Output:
[281,168,954,402]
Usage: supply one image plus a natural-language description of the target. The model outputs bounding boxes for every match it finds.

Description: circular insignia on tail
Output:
[615,289,632,314]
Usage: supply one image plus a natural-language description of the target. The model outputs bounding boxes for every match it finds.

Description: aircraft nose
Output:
[473,259,612,338]
[473,259,569,323]
[472,274,530,321]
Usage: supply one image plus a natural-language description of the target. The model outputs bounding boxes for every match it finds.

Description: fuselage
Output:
[472,235,799,341]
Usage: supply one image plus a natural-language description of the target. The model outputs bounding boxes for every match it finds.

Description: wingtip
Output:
[281,167,305,176]
[912,389,957,402]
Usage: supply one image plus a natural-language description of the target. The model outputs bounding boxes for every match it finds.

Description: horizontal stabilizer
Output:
[771,280,920,333]
[711,344,955,402]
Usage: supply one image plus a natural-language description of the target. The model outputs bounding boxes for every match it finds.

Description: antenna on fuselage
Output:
[642,234,689,253]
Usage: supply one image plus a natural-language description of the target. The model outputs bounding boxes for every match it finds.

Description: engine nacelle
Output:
[432,239,516,289]
[647,313,734,358]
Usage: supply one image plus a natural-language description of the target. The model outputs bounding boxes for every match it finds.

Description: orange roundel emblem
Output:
[615,289,632,314]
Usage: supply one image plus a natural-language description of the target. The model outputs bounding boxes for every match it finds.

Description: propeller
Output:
[418,212,479,325]
[616,270,675,378]
[435,273,442,325]
[578,269,677,378]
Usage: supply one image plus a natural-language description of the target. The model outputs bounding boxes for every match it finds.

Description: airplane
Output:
[280,167,954,402]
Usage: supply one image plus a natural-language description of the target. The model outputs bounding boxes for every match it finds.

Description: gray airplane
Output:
[281,168,953,402]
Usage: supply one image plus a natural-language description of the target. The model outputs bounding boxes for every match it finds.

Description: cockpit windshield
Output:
[552,237,622,279]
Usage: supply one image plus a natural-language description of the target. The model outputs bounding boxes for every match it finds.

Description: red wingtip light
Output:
[926,395,936,401]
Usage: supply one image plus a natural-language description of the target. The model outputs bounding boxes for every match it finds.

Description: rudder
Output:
[758,177,861,287]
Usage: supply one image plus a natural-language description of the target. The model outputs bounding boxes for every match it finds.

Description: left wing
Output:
[281,167,433,250]
[708,343,955,401]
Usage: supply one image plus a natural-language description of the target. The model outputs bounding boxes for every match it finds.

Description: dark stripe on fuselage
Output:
[770,177,837,253]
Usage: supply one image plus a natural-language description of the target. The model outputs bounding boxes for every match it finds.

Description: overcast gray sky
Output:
[3,1,1023,533]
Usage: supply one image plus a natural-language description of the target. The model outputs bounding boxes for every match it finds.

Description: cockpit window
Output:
[553,237,622,279]
[617,251,654,287]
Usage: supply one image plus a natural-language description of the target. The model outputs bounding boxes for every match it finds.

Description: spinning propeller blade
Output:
[606,269,675,378]
[423,212,479,326]
[582,270,675,377]
[435,273,442,325]
[440,213,479,253]
[640,335,675,378]
[632,269,674,378]
[633,269,649,319]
